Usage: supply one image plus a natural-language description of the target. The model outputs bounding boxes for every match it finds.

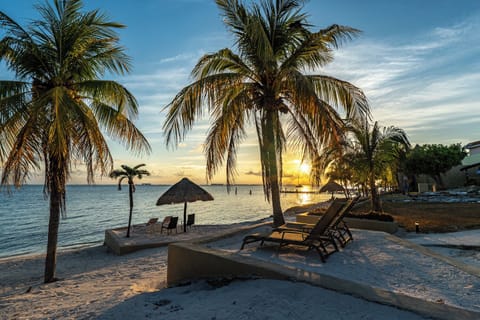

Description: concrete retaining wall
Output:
[167,241,480,320]
[104,228,172,255]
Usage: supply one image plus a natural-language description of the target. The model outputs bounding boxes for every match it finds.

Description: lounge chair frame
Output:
[160,216,178,234]
[145,217,159,233]
[185,213,195,230]
[241,199,346,262]
[277,196,358,247]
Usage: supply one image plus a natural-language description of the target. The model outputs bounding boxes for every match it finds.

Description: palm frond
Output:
[90,100,150,156]
[204,89,250,185]
[1,108,44,186]
[309,75,370,121]
[192,49,256,82]
[163,72,244,148]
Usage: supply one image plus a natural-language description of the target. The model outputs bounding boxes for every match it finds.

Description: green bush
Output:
[345,212,394,222]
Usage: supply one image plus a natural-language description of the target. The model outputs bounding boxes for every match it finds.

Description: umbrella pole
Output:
[183,202,187,232]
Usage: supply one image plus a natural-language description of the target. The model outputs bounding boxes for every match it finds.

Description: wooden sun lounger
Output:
[241,199,346,262]
[328,197,359,246]
[160,216,179,234]
[277,196,359,247]
[241,229,337,262]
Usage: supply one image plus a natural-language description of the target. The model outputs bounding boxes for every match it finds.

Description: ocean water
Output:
[0,184,330,258]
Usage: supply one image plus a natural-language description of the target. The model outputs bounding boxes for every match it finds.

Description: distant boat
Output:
[210,183,224,186]
[141,183,152,186]
[295,175,303,188]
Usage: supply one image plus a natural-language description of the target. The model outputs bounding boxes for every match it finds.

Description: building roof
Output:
[464,140,480,150]
[461,152,480,169]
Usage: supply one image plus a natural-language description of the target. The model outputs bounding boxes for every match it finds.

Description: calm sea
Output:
[0,184,330,258]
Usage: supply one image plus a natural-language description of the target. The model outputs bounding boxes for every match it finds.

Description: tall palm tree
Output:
[348,119,410,212]
[0,0,150,283]
[110,164,150,238]
[163,0,369,227]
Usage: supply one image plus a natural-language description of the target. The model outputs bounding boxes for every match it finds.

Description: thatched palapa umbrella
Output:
[156,178,214,232]
[320,180,345,199]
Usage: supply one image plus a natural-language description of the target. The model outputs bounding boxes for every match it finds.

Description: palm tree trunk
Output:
[270,174,283,226]
[44,160,61,283]
[369,171,382,212]
[433,174,445,190]
[265,112,284,227]
[126,182,134,237]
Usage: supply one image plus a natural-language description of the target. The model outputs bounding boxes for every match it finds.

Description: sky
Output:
[1,0,479,185]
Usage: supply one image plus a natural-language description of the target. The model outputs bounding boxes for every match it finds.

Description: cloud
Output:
[245,170,262,176]
[321,14,480,145]
[157,53,197,65]
[282,172,295,178]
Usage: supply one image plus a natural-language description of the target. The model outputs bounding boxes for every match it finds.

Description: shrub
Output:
[345,211,394,222]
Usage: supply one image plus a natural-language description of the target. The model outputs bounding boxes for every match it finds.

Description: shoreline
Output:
[0,240,105,262]
[0,219,271,262]
[0,221,265,260]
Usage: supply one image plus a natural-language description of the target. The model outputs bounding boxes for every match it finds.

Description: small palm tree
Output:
[348,120,410,211]
[163,0,369,227]
[110,164,150,238]
[0,0,150,283]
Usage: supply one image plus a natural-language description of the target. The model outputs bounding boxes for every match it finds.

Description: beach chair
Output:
[275,198,346,232]
[146,218,159,226]
[280,196,358,247]
[161,216,178,234]
[185,213,195,230]
[145,217,159,233]
[328,196,359,247]
[241,199,346,262]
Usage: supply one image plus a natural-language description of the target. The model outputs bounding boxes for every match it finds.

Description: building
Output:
[460,140,480,185]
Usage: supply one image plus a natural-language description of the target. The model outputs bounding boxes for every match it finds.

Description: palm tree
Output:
[348,119,410,212]
[163,0,369,227]
[0,0,150,283]
[110,164,150,238]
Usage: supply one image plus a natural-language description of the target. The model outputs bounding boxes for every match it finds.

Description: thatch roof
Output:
[319,180,344,193]
[156,177,214,205]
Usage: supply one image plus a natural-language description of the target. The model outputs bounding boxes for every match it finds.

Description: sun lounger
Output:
[275,198,346,232]
[184,213,195,230]
[145,217,159,233]
[241,199,346,262]
[161,216,178,234]
[146,218,159,226]
[278,196,359,247]
[328,196,359,246]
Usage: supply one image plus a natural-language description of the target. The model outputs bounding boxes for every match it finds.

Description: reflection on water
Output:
[297,192,313,205]
[280,184,344,206]
[281,184,324,206]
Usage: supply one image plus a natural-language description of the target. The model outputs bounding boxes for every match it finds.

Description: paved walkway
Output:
[207,227,480,319]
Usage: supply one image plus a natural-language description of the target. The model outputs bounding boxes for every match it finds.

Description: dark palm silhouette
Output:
[349,120,410,211]
[110,164,150,237]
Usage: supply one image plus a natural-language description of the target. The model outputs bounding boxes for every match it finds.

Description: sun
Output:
[299,163,310,174]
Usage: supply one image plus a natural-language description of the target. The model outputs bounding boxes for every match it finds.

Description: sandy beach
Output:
[1,220,479,320]
[0,224,240,319]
